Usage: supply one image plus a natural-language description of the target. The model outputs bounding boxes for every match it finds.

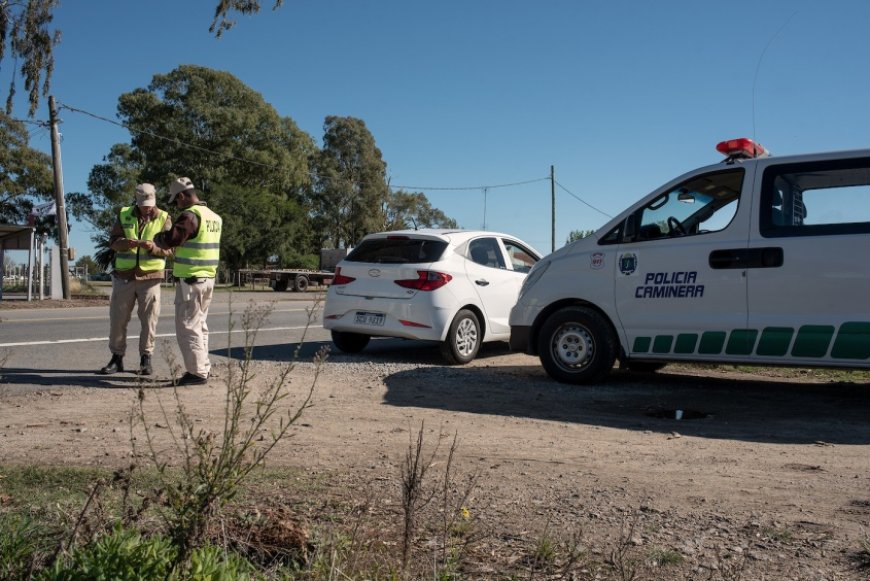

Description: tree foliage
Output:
[0,0,61,116]
[383,190,459,231]
[310,116,390,248]
[210,0,284,37]
[0,0,286,116]
[0,110,53,224]
[117,65,314,197]
[566,229,595,244]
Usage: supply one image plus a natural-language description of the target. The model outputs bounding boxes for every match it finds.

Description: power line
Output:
[390,177,549,191]
[57,101,613,222]
[57,101,286,171]
[555,181,612,219]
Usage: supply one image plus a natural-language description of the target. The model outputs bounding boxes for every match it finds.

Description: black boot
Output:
[99,354,124,375]
[139,354,153,376]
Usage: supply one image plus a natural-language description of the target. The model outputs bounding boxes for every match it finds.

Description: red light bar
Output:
[716,138,769,159]
[331,267,356,285]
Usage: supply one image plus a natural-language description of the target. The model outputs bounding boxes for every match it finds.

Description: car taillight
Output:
[332,267,356,285]
[395,270,453,291]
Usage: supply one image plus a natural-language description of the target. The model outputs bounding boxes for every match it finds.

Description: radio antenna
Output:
[752,11,798,140]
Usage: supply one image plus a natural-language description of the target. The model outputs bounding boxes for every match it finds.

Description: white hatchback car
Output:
[323,229,541,363]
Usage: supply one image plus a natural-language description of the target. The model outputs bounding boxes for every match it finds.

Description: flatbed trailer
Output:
[267,269,334,292]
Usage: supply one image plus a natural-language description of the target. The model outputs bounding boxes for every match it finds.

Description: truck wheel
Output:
[440,309,480,365]
[274,279,288,292]
[294,274,309,292]
[331,330,370,353]
[537,306,616,384]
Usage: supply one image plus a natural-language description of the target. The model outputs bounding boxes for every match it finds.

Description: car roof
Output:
[361,228,526,243]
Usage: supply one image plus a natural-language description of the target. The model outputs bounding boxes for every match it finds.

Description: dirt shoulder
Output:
[2,342,870,578]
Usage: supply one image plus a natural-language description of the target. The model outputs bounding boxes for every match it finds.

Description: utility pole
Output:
[550,165,556,252]
[48,96,71,300]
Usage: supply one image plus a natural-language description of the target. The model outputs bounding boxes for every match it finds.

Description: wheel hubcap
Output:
[551,323,594,369]
[456,318,478,356]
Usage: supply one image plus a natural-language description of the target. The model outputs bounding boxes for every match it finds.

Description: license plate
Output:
[355,311,385,327]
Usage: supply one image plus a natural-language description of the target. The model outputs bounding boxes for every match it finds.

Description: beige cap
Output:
[168,177,195,203]
[135,183,156,207]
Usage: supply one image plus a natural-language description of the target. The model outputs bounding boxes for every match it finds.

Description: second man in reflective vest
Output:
[154,177,222,386]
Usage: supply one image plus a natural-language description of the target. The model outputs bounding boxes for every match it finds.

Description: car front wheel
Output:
[537,306,616,384]
[331,330,370,354]
[440,309,480,364]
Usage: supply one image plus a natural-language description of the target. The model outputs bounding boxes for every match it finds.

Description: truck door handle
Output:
[475,279,490,286]
[709,247,783,269]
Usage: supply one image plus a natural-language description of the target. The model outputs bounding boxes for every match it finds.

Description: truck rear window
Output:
[346,238,448,264]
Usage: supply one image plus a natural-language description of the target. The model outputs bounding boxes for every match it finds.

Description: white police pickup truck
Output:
[509,138,870,384]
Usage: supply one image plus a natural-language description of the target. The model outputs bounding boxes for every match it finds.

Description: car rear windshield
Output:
[346,238,448,264]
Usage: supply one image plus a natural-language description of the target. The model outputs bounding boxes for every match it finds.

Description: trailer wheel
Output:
[294,274,309,292]
[273,278,288,292]
[331,330,370,353]
[537,306,616,384]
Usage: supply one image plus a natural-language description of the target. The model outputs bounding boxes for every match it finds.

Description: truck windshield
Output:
[630,169,744,241]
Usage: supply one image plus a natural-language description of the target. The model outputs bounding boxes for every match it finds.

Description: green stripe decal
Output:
[791,325,835,358]
[674,334,699,353]
[726,329,758,355]
[756,327,794,356]
[699,332,726,354]
[653,335,674,353]
[632,336,651,353]
[629,324,870,360]
[831,322,870,359]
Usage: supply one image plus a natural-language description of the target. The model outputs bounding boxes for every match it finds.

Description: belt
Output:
[183,277,212,284]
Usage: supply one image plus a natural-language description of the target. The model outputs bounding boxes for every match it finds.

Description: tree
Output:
[210,0,285,37]
[0,110,54,225]
[0,0,61,116]
[383,190,458,231]
[116,65,314,197]
[76,66,316,271]
[74,254,98,274]
[566,229,595,244]
[1,1,284,117]
[310,116,390,248]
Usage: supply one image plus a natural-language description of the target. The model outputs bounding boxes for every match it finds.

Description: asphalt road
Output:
[0,290,332,391]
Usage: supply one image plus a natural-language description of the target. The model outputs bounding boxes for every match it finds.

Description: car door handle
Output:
[475,279,490,286]
[709,247,784,269]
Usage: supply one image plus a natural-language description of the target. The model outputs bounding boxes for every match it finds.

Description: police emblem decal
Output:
[619,252,637,276]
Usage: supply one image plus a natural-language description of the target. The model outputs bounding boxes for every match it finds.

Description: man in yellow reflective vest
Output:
[100,183,172,376]
[154,177,222,386]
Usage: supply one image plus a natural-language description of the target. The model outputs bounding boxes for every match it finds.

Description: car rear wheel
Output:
[331,330,370,354]
[537,306,616,384]
[440,309,480,364]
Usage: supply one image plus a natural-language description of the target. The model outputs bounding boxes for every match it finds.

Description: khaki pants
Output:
[108,277,163,357]
[174,278,215,378]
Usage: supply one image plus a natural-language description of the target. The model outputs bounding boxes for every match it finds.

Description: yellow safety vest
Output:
[114,206,168,272]
[173,205,222,279]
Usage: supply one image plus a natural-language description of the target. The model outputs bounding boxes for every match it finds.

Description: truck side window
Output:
[622,169,745,243]
[760,157,870,237]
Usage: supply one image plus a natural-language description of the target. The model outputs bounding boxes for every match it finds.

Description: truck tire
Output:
[274,278,288,292]
[440,309,480,365]
[537,306,616,384]
[294,274,309,292]
[331,330,370,353]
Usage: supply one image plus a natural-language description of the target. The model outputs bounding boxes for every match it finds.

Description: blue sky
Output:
[9,0,870,259]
